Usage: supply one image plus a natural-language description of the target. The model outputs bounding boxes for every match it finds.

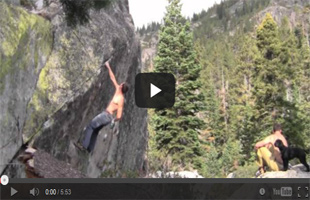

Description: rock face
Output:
[138,31,158,72]
[19,148,86,178]
[1,0,148,178]
[0,2,53,174]
[259,164,310,178]
[253,0,310,30]
[149,170,204,178]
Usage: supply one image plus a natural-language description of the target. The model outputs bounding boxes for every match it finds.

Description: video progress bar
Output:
[1,181,309,200]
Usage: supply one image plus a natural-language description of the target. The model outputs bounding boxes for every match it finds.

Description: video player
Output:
[0,0,309,199]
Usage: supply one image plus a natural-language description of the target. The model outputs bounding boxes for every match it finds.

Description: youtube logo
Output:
[135,73,175,108]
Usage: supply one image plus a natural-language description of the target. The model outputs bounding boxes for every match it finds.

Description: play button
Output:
[150,83,161,98]
[135,73,175,108]
[11,187,18,197]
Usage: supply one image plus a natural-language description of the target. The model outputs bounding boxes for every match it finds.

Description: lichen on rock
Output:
[0,2,53,174]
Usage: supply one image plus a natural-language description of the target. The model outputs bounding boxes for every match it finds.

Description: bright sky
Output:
[128,0,221,28]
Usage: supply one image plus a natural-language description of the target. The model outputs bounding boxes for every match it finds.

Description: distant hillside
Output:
[194,0,309,38]
[138,0,310,72]
[136,22,160,72]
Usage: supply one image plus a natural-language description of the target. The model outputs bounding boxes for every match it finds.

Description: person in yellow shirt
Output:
[255,124,288,175]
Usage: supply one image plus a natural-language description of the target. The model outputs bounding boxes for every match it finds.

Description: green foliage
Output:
[60,0,113,27]
[256,13,280,59]
[203,143,221,177]
[234,163,258,178]
[137,22,161,35]
[0,2,52,94]
[193,11,310,177]
[147,110,168,172]
[145,0,310,177]
[228,35,258,160]
[252,13,308,146]
[151,0,205,172]
[252,13,284,136]
[220,139,243,176]
[193,0,271,40]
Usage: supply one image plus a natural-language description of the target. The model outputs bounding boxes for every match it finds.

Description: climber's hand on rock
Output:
[105,61,111,69]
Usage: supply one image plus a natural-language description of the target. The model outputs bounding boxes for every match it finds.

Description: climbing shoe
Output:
[74,142,88,153]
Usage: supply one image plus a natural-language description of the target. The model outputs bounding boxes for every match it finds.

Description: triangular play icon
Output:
[11,187,18,196]
[150,83,161,98]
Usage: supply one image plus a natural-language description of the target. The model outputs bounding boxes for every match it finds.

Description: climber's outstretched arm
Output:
[105,61,119,88]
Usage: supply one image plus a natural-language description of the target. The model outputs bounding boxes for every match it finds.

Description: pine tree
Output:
[220,139,242,176]
[229,34,258,161]
[152,0,205,171]
[253,13,307,146]
[200,60,222,142]
[204,43,228,145]
[252,13,284,136]
[296,25,310,102]
[204,143,221,177]
[291,25,310,148]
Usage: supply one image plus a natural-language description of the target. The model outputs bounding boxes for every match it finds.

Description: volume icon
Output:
[30,188,40,196]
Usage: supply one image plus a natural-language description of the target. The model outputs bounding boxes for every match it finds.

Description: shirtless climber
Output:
[79,61,129,152]
[254,123,288,176]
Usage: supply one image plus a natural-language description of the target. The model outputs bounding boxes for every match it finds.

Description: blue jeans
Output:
[82,111,113,152]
